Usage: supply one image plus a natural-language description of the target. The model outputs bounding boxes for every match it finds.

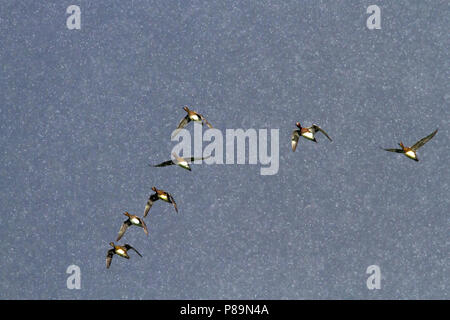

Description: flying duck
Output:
[152,152,210,171]
[144,186,178,217]
[106,242,142,269]
[382,129,438,161]
[291,122,332,151]
[172,106,213,138]
[116,212,148,241]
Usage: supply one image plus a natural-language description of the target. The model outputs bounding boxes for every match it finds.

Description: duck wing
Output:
[411,129,438,151]
[124,244,142,257]
[291,130,300,152]
[168,194,178,213]
[185,155,211,163]
[106,249,115,269]
[116,219,132,241]
[152,159,175,167]
[139,217,149,235]
[312,124,332,141]
[382,147,404,153]
[144,193,159,217]
[199,114,213,128]
[172,115,191,138]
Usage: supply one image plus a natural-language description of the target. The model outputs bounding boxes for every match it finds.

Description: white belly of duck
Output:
[190,114,200,121]
[405,150,416,159]
[178,161,189,169]
[302,131,314,140]
[131,217,140,225]
[116,248,126,256]
[159,194,169,201]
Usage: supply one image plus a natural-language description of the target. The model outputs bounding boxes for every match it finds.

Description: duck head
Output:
[295,122,302,129]
[151,186,157,192]
[183,106,190,112]
[109,242,115,247]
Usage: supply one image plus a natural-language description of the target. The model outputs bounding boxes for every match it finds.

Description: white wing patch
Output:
[302,131,314,140]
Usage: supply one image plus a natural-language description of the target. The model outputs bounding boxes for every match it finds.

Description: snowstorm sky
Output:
[0,0,448,299]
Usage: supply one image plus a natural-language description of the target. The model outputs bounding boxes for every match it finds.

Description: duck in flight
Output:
[152,152,210,171]
[106,242,142,269]
[144,186,178,217]
[171,106,213,138]
[381,129,438,162]
[116,212,148,241]
[291,122,332,151]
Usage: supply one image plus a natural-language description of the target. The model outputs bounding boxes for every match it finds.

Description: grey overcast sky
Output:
[0,0,448,299]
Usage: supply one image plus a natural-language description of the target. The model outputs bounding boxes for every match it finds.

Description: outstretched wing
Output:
[168,194,178,213]
[144,193,159,217]
[381,147,404,153]
[291,130,300,152]
[199,114,213,128]
[152,160,175,168]
[106,249,115,269]
[411,129,438,151]
[171,115,191,138]
[312,125,332,141]
[140,218,149,236]
[185,155,211,163]
[116,219,132,241]
[124,244,143,257]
